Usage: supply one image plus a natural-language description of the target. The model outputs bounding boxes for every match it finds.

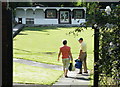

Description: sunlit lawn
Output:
[13,26,94,85]
[13,26,94,69]
[13,62,63,85]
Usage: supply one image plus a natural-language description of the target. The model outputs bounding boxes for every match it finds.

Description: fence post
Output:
[2,2,13,87]
[93,25,99,87]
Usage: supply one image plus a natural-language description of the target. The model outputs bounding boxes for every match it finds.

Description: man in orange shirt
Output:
[58,40,73,78]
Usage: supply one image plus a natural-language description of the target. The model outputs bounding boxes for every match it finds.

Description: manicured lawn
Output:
[13,26,94,69]
[13,62,63,85]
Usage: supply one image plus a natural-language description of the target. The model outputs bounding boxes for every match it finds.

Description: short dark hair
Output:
[78,38,83,41]
[63,40,67,45]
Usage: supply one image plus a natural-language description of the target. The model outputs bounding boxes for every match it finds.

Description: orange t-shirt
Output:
[60,45,70,59]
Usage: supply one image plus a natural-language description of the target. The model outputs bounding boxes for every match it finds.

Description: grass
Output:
[13,26,94,85]
[13,62,63,85]
[13,26,94,69]
[89,70,94,86]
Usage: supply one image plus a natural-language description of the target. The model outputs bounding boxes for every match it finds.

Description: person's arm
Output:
[78,43,84,59]
[58,50,61,61]
[78,50,83,59]
[69,49,73,62]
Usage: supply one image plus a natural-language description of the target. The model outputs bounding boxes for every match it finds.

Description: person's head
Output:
[62,40,67,45]
[78,38,83,43]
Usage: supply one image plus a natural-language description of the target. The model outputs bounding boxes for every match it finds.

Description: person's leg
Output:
[83,53,88,73]
[63,68,65,76]
[65,58,70,77]
[64,60,67,76]
[78,53,84,74]
[65,70,68,77]
[63,59,68,77]
[62,59,66,76]
[79,67,82,74]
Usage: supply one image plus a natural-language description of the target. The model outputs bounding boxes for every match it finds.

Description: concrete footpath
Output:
[13,58,90,87]
[13,58,62,71]
[52,69,90,87]
[14,69,90,87]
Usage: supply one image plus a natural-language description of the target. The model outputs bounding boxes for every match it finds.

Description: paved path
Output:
[13,58,62,71]
[13,69,90,87]
[13,84,50,87]
[52,69,90,87]
[13,58,90,87]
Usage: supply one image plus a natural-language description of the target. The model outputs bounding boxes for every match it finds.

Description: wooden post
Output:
[2,2,13,87]
[93,26,99,87]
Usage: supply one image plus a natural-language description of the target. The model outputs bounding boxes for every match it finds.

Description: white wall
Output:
[26,9,34,18]
[34,9,58,24]
[15,17,85,25]
[16,9,25,18]
[35,9,44,18]
[15,18,18,23]
[15,9,26,24]
[16,18,85,25]
[35,19,58,24]
[15,7,86,25]
[72,19,86,24]
[22,18,26,24]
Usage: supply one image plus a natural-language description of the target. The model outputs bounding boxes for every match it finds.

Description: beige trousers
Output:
[80,52,87,72]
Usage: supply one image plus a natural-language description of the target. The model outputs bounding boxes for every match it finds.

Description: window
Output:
[26,18,34,24]
[73,9,85,19]
[45,9,57,18]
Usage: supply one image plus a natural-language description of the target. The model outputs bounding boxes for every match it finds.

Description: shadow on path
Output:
[68,76,90,81]
[52,69,90,86]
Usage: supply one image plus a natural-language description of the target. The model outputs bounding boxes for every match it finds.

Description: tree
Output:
[69,2,120,86]
[96,4,120,86]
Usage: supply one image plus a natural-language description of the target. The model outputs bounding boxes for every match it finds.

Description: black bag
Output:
[69,63,73,71]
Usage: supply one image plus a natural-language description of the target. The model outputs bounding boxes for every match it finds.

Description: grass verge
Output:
[13,62,63,85]
[13,26,94,85]
[13,26,94,69]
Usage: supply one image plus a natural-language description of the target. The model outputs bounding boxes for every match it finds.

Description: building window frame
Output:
[45,9,57,19]
[59,9,71,24]
[73,9,85,19]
